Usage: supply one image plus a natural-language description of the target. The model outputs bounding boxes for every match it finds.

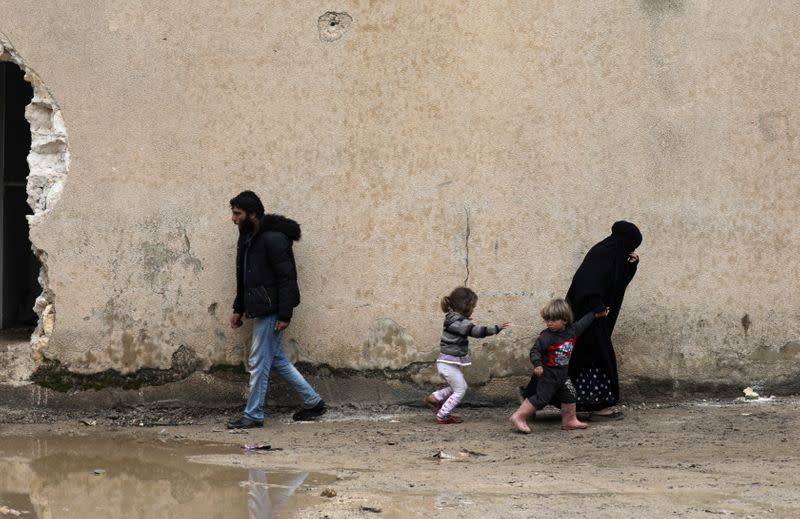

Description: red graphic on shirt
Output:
[543,337,576,367]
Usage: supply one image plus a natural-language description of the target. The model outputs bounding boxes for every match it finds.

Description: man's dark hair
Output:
[230,190,265,218]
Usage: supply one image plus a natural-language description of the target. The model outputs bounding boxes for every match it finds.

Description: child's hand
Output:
[499,320,511,329]
[595,307,610,318]
[533,366,544,377]
[628,252,639,264]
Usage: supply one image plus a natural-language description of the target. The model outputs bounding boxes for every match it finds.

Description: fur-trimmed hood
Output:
[256,213,301,241]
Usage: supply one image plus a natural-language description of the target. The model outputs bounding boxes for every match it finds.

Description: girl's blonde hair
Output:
[540,298,574,324]
[441,287,478,315]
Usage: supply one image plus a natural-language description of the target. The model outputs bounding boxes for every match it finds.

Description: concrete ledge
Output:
[2,371,799,414]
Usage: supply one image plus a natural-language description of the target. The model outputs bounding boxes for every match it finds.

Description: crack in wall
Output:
[0,34,69,370]
[463,203,471,286]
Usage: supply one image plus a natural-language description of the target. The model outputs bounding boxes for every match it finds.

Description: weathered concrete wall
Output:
[0,1,798,402]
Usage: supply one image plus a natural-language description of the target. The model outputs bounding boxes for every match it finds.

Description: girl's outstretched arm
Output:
[446,318,506,338]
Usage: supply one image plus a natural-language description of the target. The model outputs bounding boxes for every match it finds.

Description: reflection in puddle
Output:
[0,435,332,518]
[245,469,310,518]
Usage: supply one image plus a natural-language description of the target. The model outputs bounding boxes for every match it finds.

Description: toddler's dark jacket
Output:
[530,313,595,368]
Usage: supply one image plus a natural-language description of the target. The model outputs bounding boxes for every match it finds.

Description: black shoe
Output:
[588,410,624,421]
[292,401,327,421]
[227,416,264,429]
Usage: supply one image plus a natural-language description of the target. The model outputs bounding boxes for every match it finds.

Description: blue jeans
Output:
[243,315,321,422]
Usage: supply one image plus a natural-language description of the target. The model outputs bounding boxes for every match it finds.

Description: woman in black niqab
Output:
[566,221,641,415]
[520,221,641,416]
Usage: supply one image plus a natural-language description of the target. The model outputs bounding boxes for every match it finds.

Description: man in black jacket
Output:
[227,191,326,429]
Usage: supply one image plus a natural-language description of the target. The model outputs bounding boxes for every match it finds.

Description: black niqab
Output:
[566,220,641,331]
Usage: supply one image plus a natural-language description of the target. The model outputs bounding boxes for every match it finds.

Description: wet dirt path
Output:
[1,397,799,518]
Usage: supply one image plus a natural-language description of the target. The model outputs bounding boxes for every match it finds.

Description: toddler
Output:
[425,287,510,424]
[510,298,608,433]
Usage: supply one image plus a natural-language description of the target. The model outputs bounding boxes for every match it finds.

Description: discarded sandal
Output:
[436,414,464,425]
[589,410,624,421]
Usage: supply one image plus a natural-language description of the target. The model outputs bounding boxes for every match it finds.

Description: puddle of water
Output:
[0,435,334,518]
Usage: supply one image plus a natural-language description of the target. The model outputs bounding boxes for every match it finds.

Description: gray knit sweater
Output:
[439,311,503,357]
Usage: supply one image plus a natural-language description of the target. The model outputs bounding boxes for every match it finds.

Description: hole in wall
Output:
[318,12,352,42]
[1,35,70,375]
[0,61,41,335]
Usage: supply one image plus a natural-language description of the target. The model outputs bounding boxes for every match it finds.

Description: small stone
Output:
[321,488,337,498]
[743,387,759,400]
[433,450,455,459]
[0,505,23,516]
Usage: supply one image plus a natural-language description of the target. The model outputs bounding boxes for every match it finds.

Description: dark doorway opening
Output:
[0,61,40,333]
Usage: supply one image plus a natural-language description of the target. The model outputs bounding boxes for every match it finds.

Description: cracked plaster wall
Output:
[0,2,799,396]
[0,35,67,383]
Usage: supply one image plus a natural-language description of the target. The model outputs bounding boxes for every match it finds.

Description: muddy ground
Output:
[1,396,799,518]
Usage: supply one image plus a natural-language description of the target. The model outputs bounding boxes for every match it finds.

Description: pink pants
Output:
[431,362,468,418]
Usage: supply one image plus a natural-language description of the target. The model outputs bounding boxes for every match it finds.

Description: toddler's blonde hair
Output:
[540,298,574,324]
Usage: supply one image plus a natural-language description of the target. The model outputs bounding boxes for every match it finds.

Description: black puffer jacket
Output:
[233,214,301,321]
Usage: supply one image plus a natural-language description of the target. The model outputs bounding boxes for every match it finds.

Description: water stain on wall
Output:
[640,0,685,17]
[741,313,751,333]
[750,340,800,363]
[360,318,424,370]
[757,111,791,142]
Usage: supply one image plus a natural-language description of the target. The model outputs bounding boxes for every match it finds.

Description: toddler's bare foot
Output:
[510,412,531,434]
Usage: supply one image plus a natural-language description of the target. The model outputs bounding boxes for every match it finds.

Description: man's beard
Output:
[239,217,255,234]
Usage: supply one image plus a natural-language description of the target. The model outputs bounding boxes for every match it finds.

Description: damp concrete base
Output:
[2,370,795,416]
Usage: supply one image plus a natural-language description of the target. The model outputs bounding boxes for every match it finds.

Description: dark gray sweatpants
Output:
[527,366,576,409]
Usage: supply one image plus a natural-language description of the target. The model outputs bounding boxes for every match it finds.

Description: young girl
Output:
[510,298,609,433]
[425,287,510,424]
